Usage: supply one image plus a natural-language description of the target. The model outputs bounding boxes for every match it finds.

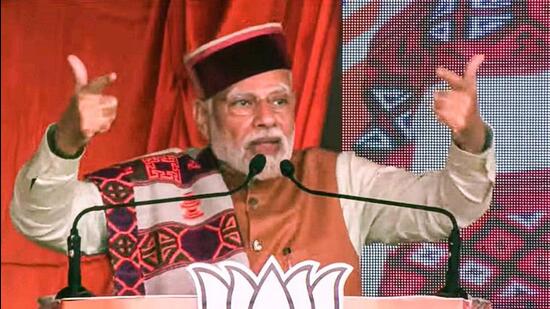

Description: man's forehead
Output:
[226,83,291,97]
[220,70,292,99]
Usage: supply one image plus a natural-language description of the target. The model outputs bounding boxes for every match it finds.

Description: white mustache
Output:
[243,129,287,149]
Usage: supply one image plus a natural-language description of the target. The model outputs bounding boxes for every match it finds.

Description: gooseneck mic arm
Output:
[56,154,266,299]
[279,160,467,299]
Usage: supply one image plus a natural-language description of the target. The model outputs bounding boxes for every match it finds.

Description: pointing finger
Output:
[82,72,117,94]
[464,54,485,83]
[67,55,88,92]
[436,67,463,89]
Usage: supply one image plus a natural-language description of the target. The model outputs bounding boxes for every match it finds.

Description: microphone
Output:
[280,160,467,299]
[56,154,266,299]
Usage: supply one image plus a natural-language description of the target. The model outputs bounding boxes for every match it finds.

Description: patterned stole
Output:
[85,148,248,295]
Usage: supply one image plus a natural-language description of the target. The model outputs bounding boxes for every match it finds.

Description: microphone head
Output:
[279,160,295,177]
[249,154,266,177]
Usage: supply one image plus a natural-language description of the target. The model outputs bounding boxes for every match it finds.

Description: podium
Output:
[52,295,491,309]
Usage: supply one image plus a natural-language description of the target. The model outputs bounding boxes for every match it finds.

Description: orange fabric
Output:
[221,149,362,295]
[1,1,339,308]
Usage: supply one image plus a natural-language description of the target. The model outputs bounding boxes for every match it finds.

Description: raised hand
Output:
[434,54,487,153]
[55,55,118,155]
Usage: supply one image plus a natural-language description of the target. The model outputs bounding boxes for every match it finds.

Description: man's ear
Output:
[193,99,210,140]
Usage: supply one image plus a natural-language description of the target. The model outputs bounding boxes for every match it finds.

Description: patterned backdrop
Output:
[342,0,549,308]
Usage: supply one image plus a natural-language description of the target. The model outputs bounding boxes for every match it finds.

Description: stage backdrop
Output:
[1,1,339,308]
[342,0,549,308]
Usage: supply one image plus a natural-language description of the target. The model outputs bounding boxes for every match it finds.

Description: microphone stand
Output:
[280,160,467,299]
[56,154,266,299]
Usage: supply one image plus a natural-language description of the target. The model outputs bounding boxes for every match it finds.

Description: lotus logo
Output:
[188,256,352,309]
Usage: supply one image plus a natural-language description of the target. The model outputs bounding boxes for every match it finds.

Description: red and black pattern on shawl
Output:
[85,148,244,296]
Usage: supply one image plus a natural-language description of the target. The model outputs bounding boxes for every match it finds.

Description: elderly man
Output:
[11,23,494,296]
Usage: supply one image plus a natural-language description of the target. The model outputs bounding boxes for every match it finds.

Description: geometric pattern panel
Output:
[85,148,245,296]
[88,165,145,296]
[137,210,243,279]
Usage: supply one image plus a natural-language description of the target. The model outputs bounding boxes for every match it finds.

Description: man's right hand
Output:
[55,55,118,156]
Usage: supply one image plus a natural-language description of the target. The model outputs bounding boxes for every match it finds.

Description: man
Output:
[11,23,494,296]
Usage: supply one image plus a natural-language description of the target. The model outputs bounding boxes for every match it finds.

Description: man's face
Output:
[195,69,296,179]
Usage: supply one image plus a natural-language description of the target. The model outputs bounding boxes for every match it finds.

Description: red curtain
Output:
[1,1,339,308]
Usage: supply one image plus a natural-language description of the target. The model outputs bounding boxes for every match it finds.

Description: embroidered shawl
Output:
[85,148,248,295]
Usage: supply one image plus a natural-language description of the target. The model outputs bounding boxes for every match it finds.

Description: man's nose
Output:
[252,101,276,128]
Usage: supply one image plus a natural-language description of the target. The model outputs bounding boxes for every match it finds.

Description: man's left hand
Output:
[434,54,486,154]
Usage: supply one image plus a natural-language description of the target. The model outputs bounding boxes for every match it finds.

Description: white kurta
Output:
[10,126,495,256]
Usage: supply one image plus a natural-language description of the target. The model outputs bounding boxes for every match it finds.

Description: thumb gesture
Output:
[434,54,487,153]
[55,55,118,156]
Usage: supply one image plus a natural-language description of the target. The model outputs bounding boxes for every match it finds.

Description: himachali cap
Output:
[184,23,291,99]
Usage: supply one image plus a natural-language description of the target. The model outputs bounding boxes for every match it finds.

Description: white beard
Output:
[209,122,294,180]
